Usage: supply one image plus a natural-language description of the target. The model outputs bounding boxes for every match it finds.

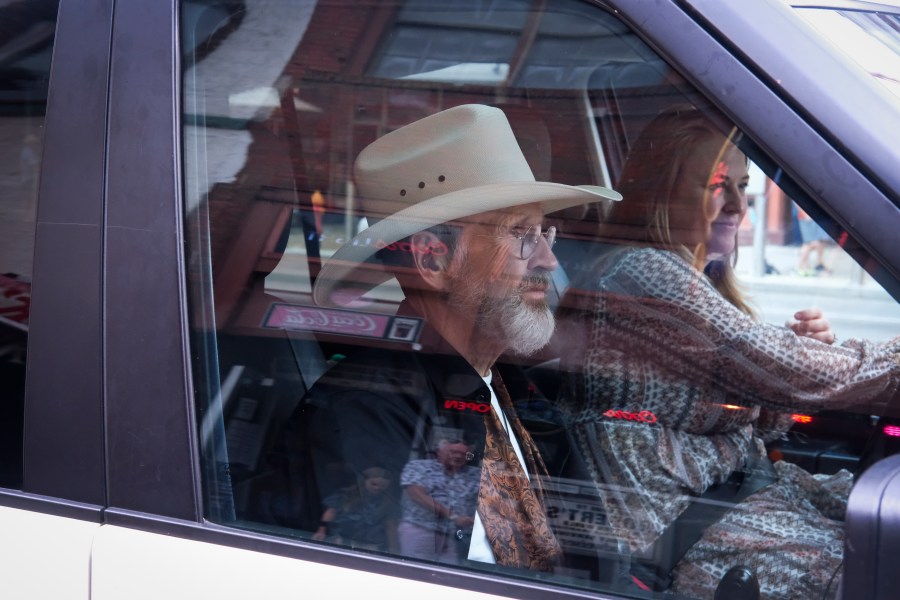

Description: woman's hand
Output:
[787,307,836,344]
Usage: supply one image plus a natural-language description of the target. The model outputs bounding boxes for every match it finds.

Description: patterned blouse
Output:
[560,246,900,552]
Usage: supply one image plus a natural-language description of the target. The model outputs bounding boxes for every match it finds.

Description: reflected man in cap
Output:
[398,437,480,564]
[293,104,620,571]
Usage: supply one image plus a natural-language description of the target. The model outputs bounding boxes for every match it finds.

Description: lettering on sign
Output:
[602,409,657,424]
[265,303,390,338]
[264,303,422,343]
[307,232,447,255]
[282,309,379,333]
[376,239,448,256]
[444,399,491,413]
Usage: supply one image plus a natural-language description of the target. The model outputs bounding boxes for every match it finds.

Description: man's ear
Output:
[410,231,451,291]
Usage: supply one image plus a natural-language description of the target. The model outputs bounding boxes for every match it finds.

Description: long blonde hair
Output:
[603,106,754,315]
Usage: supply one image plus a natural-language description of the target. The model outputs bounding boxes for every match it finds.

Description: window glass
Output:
[0,0,58,490]
[183,1,900,598]
[796,7,900,99]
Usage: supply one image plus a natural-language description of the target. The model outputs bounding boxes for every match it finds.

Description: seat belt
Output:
[630,450,778,591]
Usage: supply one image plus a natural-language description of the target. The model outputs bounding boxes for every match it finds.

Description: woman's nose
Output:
[724,184,748,214]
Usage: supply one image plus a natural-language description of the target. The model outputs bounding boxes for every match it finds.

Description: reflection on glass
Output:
[182,1,900,598]
[796,8,900,99]
[556,106,900,599]
[398,439,480,563]
[0,0,59,490]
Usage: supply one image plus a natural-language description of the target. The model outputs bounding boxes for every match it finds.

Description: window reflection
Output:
[796,8,900,99]
[182,1,900,598]
[556,106,900,598]
[0,0,59,490]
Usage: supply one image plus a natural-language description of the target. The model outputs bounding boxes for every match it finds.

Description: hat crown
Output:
[354,105,536,211]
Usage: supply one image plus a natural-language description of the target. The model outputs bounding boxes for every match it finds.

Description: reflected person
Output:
[556,106,900,599]
[313,466,399,552]
[398,438,480,563]
[288,104,621,571]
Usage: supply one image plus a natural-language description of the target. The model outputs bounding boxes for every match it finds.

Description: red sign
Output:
[264,303,421,342]
[377,239,447,255]
[603,409,657,424]
[265,304,390,337]
[0,274,30,330]
[444,399,491,413]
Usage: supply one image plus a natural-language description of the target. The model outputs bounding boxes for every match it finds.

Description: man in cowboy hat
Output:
[275,104,620,571]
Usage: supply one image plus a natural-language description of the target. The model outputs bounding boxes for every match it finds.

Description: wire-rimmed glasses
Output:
[512,224,557,260]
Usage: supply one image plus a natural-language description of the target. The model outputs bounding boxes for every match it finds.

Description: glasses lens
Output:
[520,225,555,259]
[545,225,556,249]
[521,225,538,259]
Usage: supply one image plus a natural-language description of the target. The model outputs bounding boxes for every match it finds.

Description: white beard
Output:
[452,272,555,357]
[493,294,555,357]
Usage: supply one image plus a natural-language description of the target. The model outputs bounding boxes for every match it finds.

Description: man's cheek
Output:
[482,246,513,282]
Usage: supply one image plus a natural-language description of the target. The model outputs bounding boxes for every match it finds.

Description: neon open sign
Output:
[444,399,491,413]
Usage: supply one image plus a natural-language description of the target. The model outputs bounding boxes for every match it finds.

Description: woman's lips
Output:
[712,220,739,230]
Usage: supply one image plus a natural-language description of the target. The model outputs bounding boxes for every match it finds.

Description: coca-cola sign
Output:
[265,304,389,337]
[264,303,421,342]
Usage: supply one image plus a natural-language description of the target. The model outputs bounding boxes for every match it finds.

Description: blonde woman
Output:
[557,106,900,599]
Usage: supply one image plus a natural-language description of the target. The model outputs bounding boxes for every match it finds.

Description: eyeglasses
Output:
[511,224,556,260]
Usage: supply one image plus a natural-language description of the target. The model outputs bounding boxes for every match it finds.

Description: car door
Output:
[2,1,898,599]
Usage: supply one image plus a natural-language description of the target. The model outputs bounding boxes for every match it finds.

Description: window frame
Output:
[672,0,900,283]
[16,0,112,514]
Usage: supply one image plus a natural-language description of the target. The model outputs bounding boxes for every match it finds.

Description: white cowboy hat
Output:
[313,104,621,307]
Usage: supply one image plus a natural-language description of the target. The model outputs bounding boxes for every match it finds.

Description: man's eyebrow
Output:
[509,214,542,228]
[508,222,533,231]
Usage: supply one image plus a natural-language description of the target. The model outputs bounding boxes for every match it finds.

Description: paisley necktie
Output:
[477,369,562,571]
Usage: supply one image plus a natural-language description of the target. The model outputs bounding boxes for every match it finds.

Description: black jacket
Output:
[263,311,613,579]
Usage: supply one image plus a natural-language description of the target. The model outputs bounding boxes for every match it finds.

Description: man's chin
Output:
[521,295,550,311]
[504,307,554,357]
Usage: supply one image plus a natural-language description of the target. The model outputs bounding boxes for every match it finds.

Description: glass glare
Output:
[180,2,900,598]
[519,225,556,259]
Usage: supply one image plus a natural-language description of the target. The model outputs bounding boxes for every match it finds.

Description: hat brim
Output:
[312,181,621,307]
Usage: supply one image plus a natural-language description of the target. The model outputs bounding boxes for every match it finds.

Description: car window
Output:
[182,1,900,598]
[794,5,900,99]
[0,0,59,490]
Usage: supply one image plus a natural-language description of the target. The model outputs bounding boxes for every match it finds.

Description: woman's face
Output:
[668,136,749,259]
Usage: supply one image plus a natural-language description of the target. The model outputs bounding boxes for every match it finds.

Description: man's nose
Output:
[526,233,558,271]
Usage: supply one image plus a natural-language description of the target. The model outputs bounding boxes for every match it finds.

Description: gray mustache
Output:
[521,272,552,287]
